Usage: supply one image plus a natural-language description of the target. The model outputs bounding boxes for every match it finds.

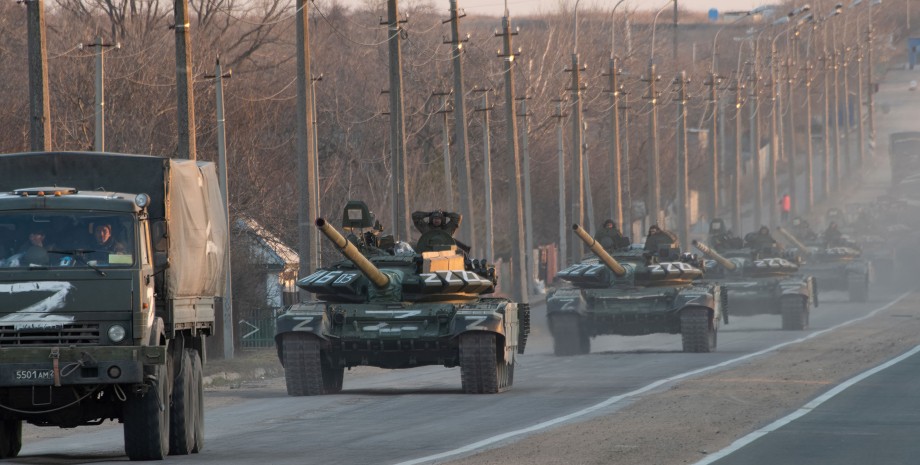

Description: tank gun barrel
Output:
[572,224,627,277]
[692,240,737,271]
[315,218,390,289]
[775,227,810,254]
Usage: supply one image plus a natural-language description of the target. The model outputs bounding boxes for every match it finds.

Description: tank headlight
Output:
[108,325,127,343]
[135,193,150,208]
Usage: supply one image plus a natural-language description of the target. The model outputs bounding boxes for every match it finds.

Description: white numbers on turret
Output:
[333,272,360,285]
[313,271,342,285]
[753,258,792,268]
[647,262,694,274]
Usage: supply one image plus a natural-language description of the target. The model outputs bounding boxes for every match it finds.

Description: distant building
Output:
[234,217,300,312]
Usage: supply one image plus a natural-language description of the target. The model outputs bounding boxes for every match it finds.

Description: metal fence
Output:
[237,307,278,349]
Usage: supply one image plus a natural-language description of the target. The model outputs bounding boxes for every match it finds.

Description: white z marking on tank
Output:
[364,310,422,319]
[0,282,76,328]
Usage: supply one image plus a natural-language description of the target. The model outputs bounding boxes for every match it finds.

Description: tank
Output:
[776,227,870,302]
[274,201,529,395]
[545,224,725,355]
[693,240,816,330]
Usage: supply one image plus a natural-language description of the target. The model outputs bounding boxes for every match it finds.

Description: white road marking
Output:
[395,290,914,465]
[691,342,920,465]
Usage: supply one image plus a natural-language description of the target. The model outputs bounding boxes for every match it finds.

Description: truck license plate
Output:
[13,369,54,383]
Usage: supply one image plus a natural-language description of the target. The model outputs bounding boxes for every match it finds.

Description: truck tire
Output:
[124,356,173,461]
[188,349,205,453]
[282,333,325,396]
[550,314,589,356]
[459,332,512,394]
[781,296,809,330]
[169,349,194,455]
[680,306,716,353]
[848,274,869,302]
[0,419,22,459]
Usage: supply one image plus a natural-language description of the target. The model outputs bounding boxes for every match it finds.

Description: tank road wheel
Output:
[781,296,809,331]
[459,332,512,394]
[680,307,717,353]
[550,314,589,356]
[0,419,22,459]
[187,349,205,453]
[169,349,195,455]
[124,354,173,461]
[282,333,326,396]
[848,274,869,303]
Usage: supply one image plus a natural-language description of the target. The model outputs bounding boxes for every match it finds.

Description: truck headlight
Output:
[135,193,150,208]
[108,325,127,343]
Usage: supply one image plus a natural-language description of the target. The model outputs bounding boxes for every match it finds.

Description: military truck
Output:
[693,240,816,330]
[545,224,725,355]
[0,152,226,460]
[776,227,870,302]
[275,201,528,395]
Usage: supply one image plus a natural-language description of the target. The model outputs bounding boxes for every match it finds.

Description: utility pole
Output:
[445,0,476,250]
[748,55,763,228]
[25,0,51,151]
[434,91,454,209]
[518,96,535,296]
[311,74,322,266]
[705,70,721,221]
[675,71,690,250]
[784,54,797,217]
[582,121,595,234]
[474,88,494,262]
[644,63,662,227]
[604,57,623,228]
[553,98,568,269]
[84,37,117,152]
[672,0,679,66]
[497,11,528,303]
[855,39,866,166]
[206,58,234,359]
[831,49,842,190]
[620,79,632,238]
[769,46,780,229]
[173,0,196,160]
[731,74,744,233]
[565,54,586,263]
[803,59,815,211]
[841,48,852,177]
[821,49,832,199]
[296,0,318,278]
[384,0,410,241]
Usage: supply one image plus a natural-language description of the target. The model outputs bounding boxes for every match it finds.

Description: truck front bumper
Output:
[0,345,166,387]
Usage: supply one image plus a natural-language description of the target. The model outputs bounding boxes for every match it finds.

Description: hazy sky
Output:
[337,0,763,17]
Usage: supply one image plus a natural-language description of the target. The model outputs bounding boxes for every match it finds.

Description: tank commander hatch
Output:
[412,210,461,237]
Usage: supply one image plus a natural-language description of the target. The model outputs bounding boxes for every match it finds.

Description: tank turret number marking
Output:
[647,262,695,274]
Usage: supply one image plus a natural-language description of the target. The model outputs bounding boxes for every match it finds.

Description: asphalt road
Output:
[702,342,920,465]
[6,287,905,465]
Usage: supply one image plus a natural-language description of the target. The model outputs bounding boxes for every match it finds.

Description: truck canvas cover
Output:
[0,151,227,298]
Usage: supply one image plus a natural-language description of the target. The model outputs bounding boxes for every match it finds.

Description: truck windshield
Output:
[0,212,136,269]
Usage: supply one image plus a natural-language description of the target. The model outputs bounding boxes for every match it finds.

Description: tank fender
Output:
[846,260,870,278]
[673,286,717,312]
[274,302,329,366]
[545,287,586,316]
[778,277,813,302]
[453,310,508,336]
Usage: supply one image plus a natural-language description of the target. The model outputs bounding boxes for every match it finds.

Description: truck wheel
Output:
[0,419,22,459]
[459,332,511,394]
[550,314,589,356]
[124,356,173,461]
[169,349,194,455]
[282,333,325,396]
[187,349,205,453]
[680,306,716,353]
[848,275,869,302]
[781,296,809,330]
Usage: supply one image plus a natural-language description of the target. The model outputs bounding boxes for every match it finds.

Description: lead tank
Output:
[776,227,870,302]
[274,201,529,395]
[693,240,816,330]
[545,224,725,355]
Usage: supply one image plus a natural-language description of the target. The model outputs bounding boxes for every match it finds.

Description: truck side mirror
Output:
[151,220,168,253]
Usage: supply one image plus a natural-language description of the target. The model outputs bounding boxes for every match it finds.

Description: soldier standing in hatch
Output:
[595,219,630,251]
[643,225,678,253]
[412,210,461,236]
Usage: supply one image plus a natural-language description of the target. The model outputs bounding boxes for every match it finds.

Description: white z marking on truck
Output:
[0,281,75,328]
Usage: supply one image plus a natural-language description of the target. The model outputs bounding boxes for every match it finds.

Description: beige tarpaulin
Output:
[165,160,228,298]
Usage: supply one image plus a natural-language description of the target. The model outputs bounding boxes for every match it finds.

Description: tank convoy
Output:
[274,201,529,395]
[546,224,725,355]
[693,240,816,330]
[776,227,870,302]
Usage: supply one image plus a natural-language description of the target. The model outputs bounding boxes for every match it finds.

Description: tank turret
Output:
[693,240,738,271]
[776,226,810,254]
[316,217,390,288]
[572,224,627,276]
